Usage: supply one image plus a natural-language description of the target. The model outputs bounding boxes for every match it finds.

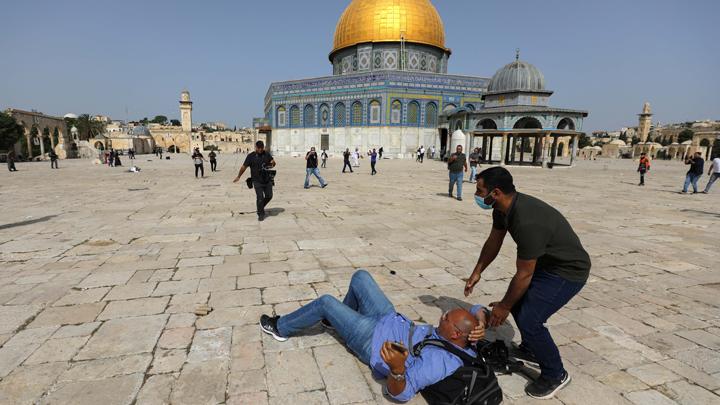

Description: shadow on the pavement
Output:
[0,215,58,230]
[681,208,720,218]
[266,208,285,217]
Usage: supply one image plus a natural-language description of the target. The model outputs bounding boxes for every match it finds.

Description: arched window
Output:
[304,104,315,127]
[369,100,381,124]
[391,100,402,124]
[276,106,286,127]
[319,104,330,127]
[425,102,438,127]
[334,102,346,126]
[351,101,363,126]
[407,101,420,126]
[514,117,543,129]
[443,103,457,113]
[557,118,575,130]
[477,119,497,130]
[290,106,300,128]
[464,104,476,111]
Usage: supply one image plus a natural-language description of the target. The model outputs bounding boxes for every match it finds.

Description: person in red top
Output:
[637,153,651,186]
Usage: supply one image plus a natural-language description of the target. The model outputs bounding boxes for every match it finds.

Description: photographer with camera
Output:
[233,141,276,221]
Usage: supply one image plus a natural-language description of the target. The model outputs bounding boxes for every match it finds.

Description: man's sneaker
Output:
[320,319,335,330]
[321,183,328,188]
[525,371,571,400]
[260,315,287,342]
[457,197,463,201]
[510,343,539,367]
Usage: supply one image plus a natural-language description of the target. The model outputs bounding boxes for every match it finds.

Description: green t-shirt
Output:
[448,153,466,173]
[492,193,591,283]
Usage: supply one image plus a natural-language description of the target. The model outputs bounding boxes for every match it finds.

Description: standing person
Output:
[233,140,276,221]
[447,145,468,201]
[343,148,353,173]
[430,145,436,160]
[114,149,122,167]
[304,147,328,189]
[637,153,651,186]
[370,148,378,175]
[209,150,218,172]
[465,167,590,399]
[159,148,163,160]
[682,152,704,194]
[703,154,720,194]
[378,146,384,159]
[7,151,18,172]
[321,149,328,168]
[416,147,422,163]
[352,148,360,168]
[128,148,135,160]
[108,149,115,167]
[420,145,426,163]
[49,149,59,169]
[192,148,205,178]
[469,148,481,183]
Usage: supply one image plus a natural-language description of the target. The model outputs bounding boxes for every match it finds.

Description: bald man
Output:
[260,270,486,403]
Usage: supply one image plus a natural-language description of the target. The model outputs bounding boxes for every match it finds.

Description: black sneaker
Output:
[457,197,463,201]
[258,213,265,222]
[525,371,571,399]
[321,183,328,188]
[320,319,335,330]
[510,343,539,367]
[260,315,287,342]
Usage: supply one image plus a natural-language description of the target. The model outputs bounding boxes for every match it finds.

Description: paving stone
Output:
[158,327,195,349]
[262,285,317,304]
[315,344,374,404]
[675,329,720,351]
[209,289,261,308]
[599,371,649,392]
[660,358,720,391]
[170,359,228,405]
[266,349,325,397]
[198,276,238,292]
[104,282,157,301]
[195,305,272,329]
[627,363,682,386]
[25,336,89,364]
[41,373,144,405]
[0,343,42,378]
[78,270,136,289]
[625,389,677,405]
[27,302,105,328]
[663,380,720,405]
[135,374,176,405]
[269,390,330,405]
[228,391,269,405]
[231,340,265,371]
[288,269,327,284]
[177,256,224,267]
[173,266,213,280]
[59,354,152,381]
[251,260,291,274]
[0,362,68,405]
[98,297,169,320]
[52,322,101,338]
[75,315,167,360]
[228,368,267,395]
[150,349,187,374]
[4,326,58,346]
[212,262,251,278]
[187,327,232,363]
[166,313,197,328]
[53,287,109,306]
[152,279,200,296]
[673,347,720,374]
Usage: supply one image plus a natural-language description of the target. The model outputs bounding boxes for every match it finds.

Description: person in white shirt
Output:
[703,155,720,193]
[352,148,360,167]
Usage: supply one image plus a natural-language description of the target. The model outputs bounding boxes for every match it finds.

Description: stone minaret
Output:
[638,102,652,143]
[180,90,193,132]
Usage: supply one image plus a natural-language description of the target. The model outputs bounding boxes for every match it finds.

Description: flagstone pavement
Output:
[0,154,718,405]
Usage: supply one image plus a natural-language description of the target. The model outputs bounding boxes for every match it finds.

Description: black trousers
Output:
[371,161,377,175]
[8,162,17,171]
[210,160,217,171]
[343,161,353,172]
[321,159,327,168]
[51,160,58,169]
[253,181,273,216]
[639,170,646,185]
[195,164,204,178]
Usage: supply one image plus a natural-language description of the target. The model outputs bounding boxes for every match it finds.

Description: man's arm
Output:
[233,165,248,183]
[381,342,408,398]
[449,153,457,163]
[269,158,276,168]
[465,227,507,296]
[488,259,536,327]
[464,158,468,172]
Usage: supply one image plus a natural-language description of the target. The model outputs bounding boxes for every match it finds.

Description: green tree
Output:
[618,133,627,143]
[151,115,168,125]
[140,117,149,125]
[0,112,24,151]
[170,119,181,126]
[631,136,640,145]
[578,134,592,149]
[677,129,694,144]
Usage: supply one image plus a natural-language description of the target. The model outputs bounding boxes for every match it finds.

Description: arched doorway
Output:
[514,117,543,129]
[557,118,575,130]
[477,119,497,130]
[168,145,177,153]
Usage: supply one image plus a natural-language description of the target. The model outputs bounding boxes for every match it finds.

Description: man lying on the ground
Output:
[260,270,488,403]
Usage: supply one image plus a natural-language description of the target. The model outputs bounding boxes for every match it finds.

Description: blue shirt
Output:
[371,152,378,162]
[370,305,485,402]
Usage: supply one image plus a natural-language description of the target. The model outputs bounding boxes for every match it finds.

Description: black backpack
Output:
[412,338,503,405]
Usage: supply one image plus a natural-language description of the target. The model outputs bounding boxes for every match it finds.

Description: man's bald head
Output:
[437,308,479,347]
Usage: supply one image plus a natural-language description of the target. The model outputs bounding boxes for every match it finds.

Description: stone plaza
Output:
[0,155,719,405]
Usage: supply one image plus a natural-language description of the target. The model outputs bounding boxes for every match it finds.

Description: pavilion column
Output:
[482,136,488,162]
[488,136,494,162]
[519,137,525,164]
[25,131,32,159]
[541,132,551,168]
[39,135,46,158]
[500,134,508,166]
[550,136,558,166]
[511,135,518,163]
[570,134,578,166]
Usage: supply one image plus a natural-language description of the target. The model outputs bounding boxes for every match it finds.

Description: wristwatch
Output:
[389,371,406,381]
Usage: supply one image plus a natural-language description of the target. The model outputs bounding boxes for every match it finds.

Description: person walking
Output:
[352,148,360,168]
[469,148,481,183]
[465,167,590,399]
[682,152,704,194]
[342,148,353,173]
[49,149,59,169]
[703,154,720,193]
[107,149,114,167]
[448,145,468,201]
[637,152,650,186]
[113,149,122,167]
[234,140,276,221]
[420,145,426,163]
[7,151,18,172]
[192,148,205,178]
[416,147,422,163]
[304,147,328,189]
[128,148,135,160]
[378,146,384,159]
[159,148,163,160]
[430,145,436,160]
[321,149,328,168]
[209,150,218,172]
[370,148,378,175]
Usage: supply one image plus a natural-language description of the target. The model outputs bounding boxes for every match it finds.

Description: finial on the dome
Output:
[515,48,520,61]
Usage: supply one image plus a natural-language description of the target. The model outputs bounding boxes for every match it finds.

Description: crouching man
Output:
[260,270,487,402]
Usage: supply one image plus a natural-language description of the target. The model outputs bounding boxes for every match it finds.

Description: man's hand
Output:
[488,302,511,327]
[464,271,481,297]
[380,342,408,374]
[468,311,486,343]
[233,176,241,183]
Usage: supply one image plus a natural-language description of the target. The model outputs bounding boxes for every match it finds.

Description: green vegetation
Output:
[0,112,25,151]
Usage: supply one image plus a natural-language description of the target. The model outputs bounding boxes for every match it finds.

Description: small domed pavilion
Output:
[444,51,588,168]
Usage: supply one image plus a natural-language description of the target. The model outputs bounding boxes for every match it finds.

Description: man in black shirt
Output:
[304,147,327,189]
[682,152,704,193]
[464,167,590,400]
[208,150,218,172]
[342,148,353,173]
[234,141,276,221]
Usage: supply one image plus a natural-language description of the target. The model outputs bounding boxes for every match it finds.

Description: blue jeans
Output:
[449,172,464,198]
[276,270,395,364]
[470,165,478,183]
[511,270,585,381]
[304,167,326,188]
[704,173,719,192]
[683,173,701,193]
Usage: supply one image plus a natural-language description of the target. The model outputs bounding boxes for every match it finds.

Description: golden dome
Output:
[332,0,447,56]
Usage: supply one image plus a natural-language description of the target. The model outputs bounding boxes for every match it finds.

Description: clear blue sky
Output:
[1,0,718,133]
